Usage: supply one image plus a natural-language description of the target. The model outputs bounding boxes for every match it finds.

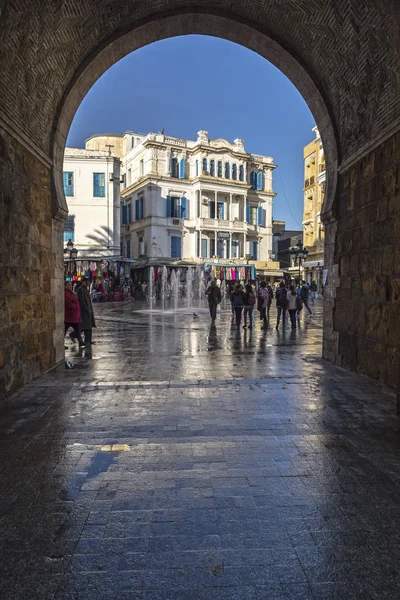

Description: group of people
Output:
[64,278,96,347]
[207,279,314,330]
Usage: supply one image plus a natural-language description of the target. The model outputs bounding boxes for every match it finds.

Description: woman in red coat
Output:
[64,281,84,346]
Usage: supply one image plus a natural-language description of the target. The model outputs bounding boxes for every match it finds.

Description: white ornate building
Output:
[86,130,277,265]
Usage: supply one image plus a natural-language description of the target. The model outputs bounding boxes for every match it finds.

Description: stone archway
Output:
[0,1,399,394]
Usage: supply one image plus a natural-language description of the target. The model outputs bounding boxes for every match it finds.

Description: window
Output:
[210,160,215,177]
[217,202,225,220]
[170,156,179,178]
[225,162,230,179]
[202,158,208,173]
[232,164,237,180]
[127,203,132,223]
[122,205,128,225]
[257,171,263,191]
[170,236,182,258]
[239,165,244,181]
[250,241,258,260]
[63,215,75,242]
[167,196,187,219]
[217,161,222,177]
[217,240,224,259]
[210,238,215,257]
[135,197,144,220]
[209,200,215,219]
[201,238,208,258]
[63,172,74,196]
[232,240,239,258]
[250,170,256,190]
[257,206,265,227]
[93,172,105,197]
[140,160,144,177]
[246,206,258,225]
[126,239,131,258]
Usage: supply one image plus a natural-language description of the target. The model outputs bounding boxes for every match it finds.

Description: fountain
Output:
[161,265,168,309]
[171,268,180,311]
[186,266,193,309]
[148,266,155,310]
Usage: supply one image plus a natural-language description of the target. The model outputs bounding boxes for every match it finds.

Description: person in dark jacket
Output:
[77,278,96,345]
[206,280,222,324]
[64,281,84,346]
[300,281,313,315]
[275,280,288,330]
[231,284,246,329]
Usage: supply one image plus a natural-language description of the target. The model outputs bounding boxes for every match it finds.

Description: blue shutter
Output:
[171,236,181,258]
[169,155,174,176]
[63,172,68,186]
[201,238,208,258]
[195,160,199,176]
[135,200,139,220]
[239,165,244,181]
[258,206,263,226]
[166,195,172,217]
[140,197,144,219]
[246,205,250,224]
[257,171,263,191]
[180,197,187,219]
[253,242,258,260]
[179,158,185,179]
[122,205,127,225]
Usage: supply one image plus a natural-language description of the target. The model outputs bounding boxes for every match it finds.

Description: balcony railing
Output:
[200,218,246,231]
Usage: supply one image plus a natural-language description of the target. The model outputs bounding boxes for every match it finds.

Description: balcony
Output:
[199,218,247,231]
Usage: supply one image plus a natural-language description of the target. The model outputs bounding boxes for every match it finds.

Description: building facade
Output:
[63,148,121,257]
[302,126,326,291]
[104,130,277,266]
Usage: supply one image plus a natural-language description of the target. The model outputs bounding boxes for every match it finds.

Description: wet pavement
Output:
[0,299,399,599]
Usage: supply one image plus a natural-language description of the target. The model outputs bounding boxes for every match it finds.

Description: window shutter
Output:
[169,155,174,176]
[262,209,266,228]
[126,239,131,258]
[257,171,263,191]
[122,205,127,225]
[128,204,132,223]
[180,197,187,219]
[140,197,144,219]
[135,200,139,220]
[221,203,225,220]
[171,236,181,258]
[166,195,172,218]
[246,205,250,224]
[258,206,263,226]
[63,172,68,186]
[201,238,208,258]
[179,158,185,179]
[253,242,258,260]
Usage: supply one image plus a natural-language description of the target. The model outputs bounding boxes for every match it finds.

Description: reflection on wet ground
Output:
[0,300,399,599]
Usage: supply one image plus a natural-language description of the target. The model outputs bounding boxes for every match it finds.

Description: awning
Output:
[303,260,324,268]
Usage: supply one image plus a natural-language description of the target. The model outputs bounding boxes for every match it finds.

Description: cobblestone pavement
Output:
[1,300,399,599]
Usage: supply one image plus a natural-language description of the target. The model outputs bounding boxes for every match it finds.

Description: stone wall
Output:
[331,131,400,389]
[0,129,64,394]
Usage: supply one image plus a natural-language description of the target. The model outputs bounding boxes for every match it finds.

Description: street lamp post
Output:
[64,239,78,278]
[289,240,308,285]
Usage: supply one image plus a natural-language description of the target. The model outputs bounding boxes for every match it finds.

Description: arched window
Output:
[239,165,244,181]
[210,159,215,177]
[250,170,257,190]
[170,156,179,178]
[257,170,263,191]
[232,164,237,180]
[225,162,230,179]
[217,161,222,177]
[202,158,208,173]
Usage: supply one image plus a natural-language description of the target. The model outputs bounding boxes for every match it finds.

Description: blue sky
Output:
[67,35,315,229]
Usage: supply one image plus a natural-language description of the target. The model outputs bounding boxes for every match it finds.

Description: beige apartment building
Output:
[302,126,326,292]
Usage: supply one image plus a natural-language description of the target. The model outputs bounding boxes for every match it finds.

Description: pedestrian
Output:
[77,277,96,345]
[231,283,246,329]
[243,283,255,329]
[300,280,313,315]
[258,281,269,330]
[275,280,288,330]
[287,284,298,329]
[64,281,85,346]
[310,280,317,304]
[266,280,273,320]
[206,280,221,324]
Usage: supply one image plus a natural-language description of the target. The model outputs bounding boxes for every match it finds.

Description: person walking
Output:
[231,284,246,329]
[206,280,221,324]
[300,280,313,315]
[275,280,288,330]
[266,281,273,321]
[310,280,317,304]
[243,283,256,329]
[258,281,269,330]
[64,281,85,346]
[287,284,299,329]
[77,278,96,345]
